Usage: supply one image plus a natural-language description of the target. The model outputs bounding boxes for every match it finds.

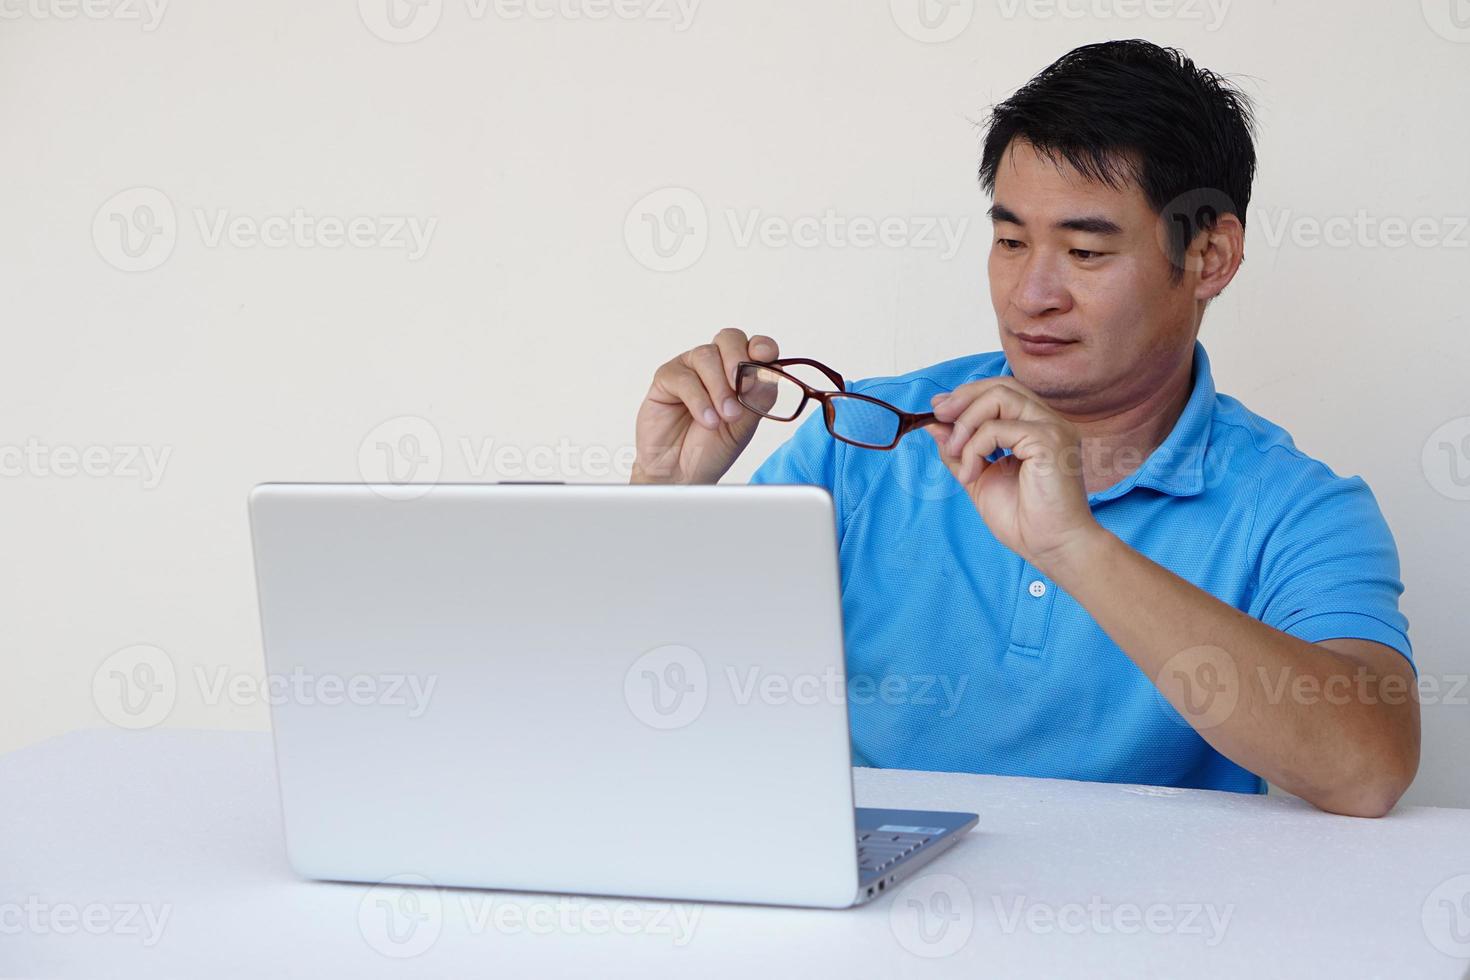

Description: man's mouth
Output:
[1013,332,1078,354]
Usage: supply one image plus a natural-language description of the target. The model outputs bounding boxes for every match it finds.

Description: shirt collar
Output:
[995,340,1216,501]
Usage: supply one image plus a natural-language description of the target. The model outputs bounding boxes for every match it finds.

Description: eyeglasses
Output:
[734,357,937,450]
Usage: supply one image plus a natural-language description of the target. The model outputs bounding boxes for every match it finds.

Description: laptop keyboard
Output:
[856,830,935,874]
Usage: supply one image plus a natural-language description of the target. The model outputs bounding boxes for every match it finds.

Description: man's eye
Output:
[1071,249,1102,260]
[996,239,1024,250]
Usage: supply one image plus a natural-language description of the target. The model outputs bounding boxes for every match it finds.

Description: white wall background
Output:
[2,0,1466,806]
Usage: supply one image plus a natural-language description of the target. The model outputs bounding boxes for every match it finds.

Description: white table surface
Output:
[2,729,1468,979]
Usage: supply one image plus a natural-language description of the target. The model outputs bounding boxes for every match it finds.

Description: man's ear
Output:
[1194,212,1245,302]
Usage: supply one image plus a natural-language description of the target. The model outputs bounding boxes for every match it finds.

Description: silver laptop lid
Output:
[249,483,861,907]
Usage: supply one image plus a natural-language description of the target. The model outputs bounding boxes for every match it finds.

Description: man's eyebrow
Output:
[988,203,1124,236]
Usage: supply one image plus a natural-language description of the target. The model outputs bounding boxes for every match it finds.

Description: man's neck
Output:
[1055,353,1196,496]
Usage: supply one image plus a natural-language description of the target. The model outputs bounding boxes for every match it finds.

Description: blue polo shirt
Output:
[749,341,1413,794]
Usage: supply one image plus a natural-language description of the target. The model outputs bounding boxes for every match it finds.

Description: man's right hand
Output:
[631,328,780,485]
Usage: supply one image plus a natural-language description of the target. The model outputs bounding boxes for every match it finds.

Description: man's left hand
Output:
[924,378,1101,573]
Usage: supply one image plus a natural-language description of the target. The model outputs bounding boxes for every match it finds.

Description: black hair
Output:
[979,39,1258,284]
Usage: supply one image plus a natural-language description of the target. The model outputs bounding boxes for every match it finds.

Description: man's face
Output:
[986,139,1200,412]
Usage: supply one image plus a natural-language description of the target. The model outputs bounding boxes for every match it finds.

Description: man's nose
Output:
[1011,251,1073,318]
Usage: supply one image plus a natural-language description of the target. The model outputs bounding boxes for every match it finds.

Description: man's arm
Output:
[1047,526,1420,817]
[924,376,1420,818]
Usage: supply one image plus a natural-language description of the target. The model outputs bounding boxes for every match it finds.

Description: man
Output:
[629,40,1419,817]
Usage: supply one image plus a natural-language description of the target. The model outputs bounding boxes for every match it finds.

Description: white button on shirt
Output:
[1028,580,1047,598]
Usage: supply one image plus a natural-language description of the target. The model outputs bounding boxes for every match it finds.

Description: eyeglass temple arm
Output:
[898,410,938,437]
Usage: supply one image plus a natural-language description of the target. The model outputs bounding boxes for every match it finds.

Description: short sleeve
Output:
[1248,467,1413,667]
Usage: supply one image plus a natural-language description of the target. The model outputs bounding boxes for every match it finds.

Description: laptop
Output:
[248,482,977,908]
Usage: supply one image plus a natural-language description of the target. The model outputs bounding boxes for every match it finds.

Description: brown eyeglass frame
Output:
[734,357,937,450]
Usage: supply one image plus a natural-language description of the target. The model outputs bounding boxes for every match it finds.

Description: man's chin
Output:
[1005,350,1095,403]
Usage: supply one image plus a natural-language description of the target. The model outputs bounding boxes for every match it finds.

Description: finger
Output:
[923,420,954,451]
[923,423,993,487]
[931,376,1047,422]
[685,343,741,423]
[652,360,721,430]
[956,419,1053,483]
[712,328,753,387]
[931,376,1040,420]
[711,328,762,422]
[746,333,779,362]
[923,420,973,479]
[944,386,1029,456]
[714,330,780,416]
[923,421,974,483]
[712,328,779,368]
